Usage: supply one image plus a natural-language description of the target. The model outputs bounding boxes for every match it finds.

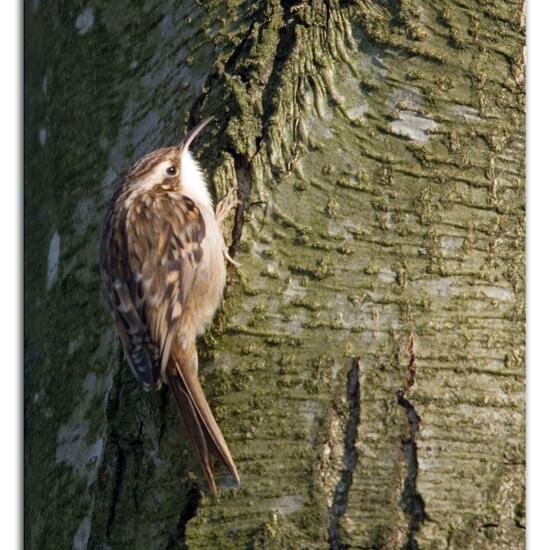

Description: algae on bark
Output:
[25,0,525,548]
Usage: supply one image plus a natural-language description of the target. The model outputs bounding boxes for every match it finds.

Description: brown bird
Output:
[100,118,240,494]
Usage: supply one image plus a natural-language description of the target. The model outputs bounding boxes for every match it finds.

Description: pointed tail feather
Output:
[167,348,240,494]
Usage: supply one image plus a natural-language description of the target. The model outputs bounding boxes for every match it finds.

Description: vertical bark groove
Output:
[397,334,426,550]
[328,357,361,550]
[396,391,426,550]
[165,485,201,550]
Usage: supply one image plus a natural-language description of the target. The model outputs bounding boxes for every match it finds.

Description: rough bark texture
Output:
[24,0,525,549]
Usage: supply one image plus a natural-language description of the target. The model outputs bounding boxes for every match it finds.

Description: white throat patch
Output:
[179,151,213,209]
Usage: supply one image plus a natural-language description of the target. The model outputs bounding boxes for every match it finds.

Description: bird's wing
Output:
[100,191,205,388]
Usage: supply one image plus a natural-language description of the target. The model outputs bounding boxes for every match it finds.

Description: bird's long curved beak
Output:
[180,116,214,155]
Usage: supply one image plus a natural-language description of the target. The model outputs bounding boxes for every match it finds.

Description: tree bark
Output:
[25,1,525,549]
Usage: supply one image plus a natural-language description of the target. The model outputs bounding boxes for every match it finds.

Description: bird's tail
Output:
[166,345,240,495]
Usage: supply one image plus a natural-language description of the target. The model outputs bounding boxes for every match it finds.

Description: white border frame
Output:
[526,1,550,548]
[1,1,20,548]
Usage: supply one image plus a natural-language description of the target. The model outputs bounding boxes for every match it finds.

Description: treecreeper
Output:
[99,117,240,494]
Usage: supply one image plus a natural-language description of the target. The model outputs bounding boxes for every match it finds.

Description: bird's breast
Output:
[180,204,226,343]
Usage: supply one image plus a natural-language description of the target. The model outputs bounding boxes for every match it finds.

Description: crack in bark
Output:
[259,0,300,142]
[227,0,302,256]
[100,355,147,541]
[328,357,361,550]
[403,334,417,391]
[224,19,258,75]
[158,384,170,449]
[396,392,426,550]
[105,442,126,540]
[102,358,198,547]
[188,0,307,265]
[228,151,253,258]
[396,335,427,550]
[131,422,145,511]
[102,354,126,541]
[165,484,202,550]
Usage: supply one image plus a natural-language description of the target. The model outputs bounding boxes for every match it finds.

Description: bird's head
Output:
[124,117,214,206]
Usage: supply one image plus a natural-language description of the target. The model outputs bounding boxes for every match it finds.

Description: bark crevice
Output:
[102,359,127,541]
[328,357,361,550]
[105,442,126,540]
[157,385,170,449]
[165,485,202,550]
[226,0,302,257]
[396,336,427,550]
[228,150,253,258]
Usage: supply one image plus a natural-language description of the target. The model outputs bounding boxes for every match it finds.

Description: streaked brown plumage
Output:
[100,118,239,494]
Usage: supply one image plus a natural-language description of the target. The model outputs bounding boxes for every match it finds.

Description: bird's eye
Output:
[166,166,178,177]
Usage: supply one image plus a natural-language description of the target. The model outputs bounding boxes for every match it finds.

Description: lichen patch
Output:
[46,230,60,290]
[72,514,91,550]
[390,111,437,143]
[75,7,94,36]
[38,128,47,146]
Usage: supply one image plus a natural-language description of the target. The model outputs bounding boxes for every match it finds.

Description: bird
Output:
[99,117,240,494]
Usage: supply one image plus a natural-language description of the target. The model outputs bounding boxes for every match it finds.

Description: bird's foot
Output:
[215,187,240,225]
[216,187,241,267]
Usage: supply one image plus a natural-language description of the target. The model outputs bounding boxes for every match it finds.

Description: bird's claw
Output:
[216,188,240,224]
[216,188,241,267]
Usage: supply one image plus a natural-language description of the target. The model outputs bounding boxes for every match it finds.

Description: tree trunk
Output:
[24,1,525,548]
